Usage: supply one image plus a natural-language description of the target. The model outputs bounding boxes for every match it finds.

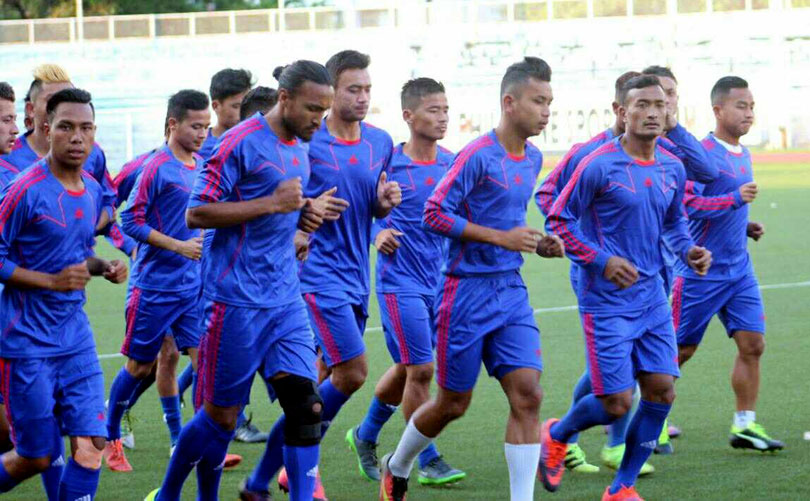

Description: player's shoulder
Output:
[4,161,50,200]
[700,134,718,152]
[361,122,394,146]
[80,169,103,191]
[455,132,498,163]
[0,156,19,174]
[217,115,267,152]
[437,145,455,165]
[655,143,684,165]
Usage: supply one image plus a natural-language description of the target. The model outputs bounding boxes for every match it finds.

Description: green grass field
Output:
[14,161,810,500]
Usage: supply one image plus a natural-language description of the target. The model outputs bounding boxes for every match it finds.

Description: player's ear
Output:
[611,101,620,116]
[211,100,220,113]
[711,103,722,121]
[402,108,412,124]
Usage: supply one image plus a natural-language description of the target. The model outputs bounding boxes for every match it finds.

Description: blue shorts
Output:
[122,287,202,362]
[196,298,318,408]
[0,350,106,458]
[303,291,368,367]
[581,302,679,396]
[378,292,435,366]
[435,271,542,393]
[672,273,765,347]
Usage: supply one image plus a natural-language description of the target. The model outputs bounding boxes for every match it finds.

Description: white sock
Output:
[389,419,433,478]
[504,443,541,501]
[734,410,756,429]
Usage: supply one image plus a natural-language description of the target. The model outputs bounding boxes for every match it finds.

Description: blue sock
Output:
[247,378,350,493]
[284,444,319,501]
[608,386,638,448]
[610,400,670,494]
[567,371,593,444]
[194,425,232,501]
[177,364,194,400]
[357,396,397,443]
[40,424,64,500]
[417,442,440,469]
[106,367,141,440]
[192,371,200,412]
[0,459,20,493]
[127,371,155,411]
[158,409,234,501]
[550,393,613,443]
[160,395,182,446]
[57,458,99,501]
[236,408,247,429]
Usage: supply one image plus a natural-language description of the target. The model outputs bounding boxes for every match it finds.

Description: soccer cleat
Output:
[169,445,176,458]
[104,439,133,472]
[538,418,568,492]
[224,453,243,469]
[602,485,645,501]
[235,415,270,444]
[239,477,273,501]
[600,445,654,476]
[143,488,159,501]
[346,426,380,481]
[730,422,785,452]
[564,443,600,473]
[667,422,682,439]
[379,452,408,501]
[417,455,467,485]
[121,409,135,449]
[653,422,673,455]
[278,467,328,501]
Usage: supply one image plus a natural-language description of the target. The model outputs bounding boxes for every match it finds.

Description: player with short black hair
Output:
[380,57,564,501]
[199,68,254,159]
[0,87,128,500]
[0,82,20,181]
[240,86,278,121]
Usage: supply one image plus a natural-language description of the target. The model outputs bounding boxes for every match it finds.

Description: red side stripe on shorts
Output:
[201,302,227,406]
[671,276,685,333]
[384,294,410,365]
[121,287,142,356]
[583,313,605,396]
[0,359,16,444]
[436,277,460,388]
[304,293,342,365]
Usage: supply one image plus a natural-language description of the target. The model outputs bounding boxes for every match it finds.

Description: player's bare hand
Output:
[377,172,402,211]
[375,228,404,255]
[103,259,128,284]
[315,186,349,221]
[298,198,324,233]
[269,177,305,214]
[687,246,712,276]
[501,226,543,253]
[51,262,91,291]
[664,106,678,132]
[747,221,765,241]
[604,256,639,289]
[294,230,310,261]
[537,234,565,258]
[739,182,758,204]
[175,236,203,261]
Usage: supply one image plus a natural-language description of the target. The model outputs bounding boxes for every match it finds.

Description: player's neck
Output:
[264,109,297,144]
[620,133,656,162]
[28,128,50,157]
[46,155,84,190]
[211,123,228,138]
[326,113,361,142]
[713,127,741,146]
[403,136,437,163]
[610,121,624,137]
[494,123,526,157]
[167,138,195,165]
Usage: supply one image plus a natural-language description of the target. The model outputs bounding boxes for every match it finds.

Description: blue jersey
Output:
[106,149,157,256]
[121,145,202,293]
[0,157,20,188]
[546,138,694,314]
[188,113,310,307]
[423,130,543,276]
[374,144,454,294]
[1,131,116,218]
[0,161,105,358]
[674,134,754,280]
[299,120,394,298]
[199,128,219,161]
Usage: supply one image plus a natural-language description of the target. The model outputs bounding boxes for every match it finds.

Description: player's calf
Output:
[73,436,105,470]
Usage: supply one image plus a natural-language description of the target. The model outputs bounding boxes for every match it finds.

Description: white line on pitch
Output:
[96,279,810,361]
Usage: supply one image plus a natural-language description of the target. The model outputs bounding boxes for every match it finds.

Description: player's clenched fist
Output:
[687,246,712,276]
[174,236,203,261]
[51,262,91,291]
[103,259,128,284]
[747,221,765,241]
[537,234,565,258]
[269,177,305,214]
[294,230,310,261]
[501,226,543,253]
[738,182,758,204]
[604,256,639,290]
[375,228,404,255]
[377,172,402,211]
[298,198,324,233]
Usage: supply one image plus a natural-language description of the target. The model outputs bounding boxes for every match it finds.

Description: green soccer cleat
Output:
[730,422,785,452]
[600,444,655,476]
[345,426,380,481]
[121,409,135,449]
[564,443,600,473]
[143,488,159,501]
[417,455,466,486]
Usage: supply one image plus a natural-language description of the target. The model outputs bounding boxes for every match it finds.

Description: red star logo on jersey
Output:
[425,176,435,186]
[644,177,653,188]
[348,155,359,165]
[292,156,300,166]
[514,174,523,185]
[74,208,84,219]
[740,166,747,174]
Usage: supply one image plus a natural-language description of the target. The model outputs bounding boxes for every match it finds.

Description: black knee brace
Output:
[271,375,323,447]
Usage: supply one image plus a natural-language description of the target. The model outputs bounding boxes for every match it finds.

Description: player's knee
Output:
[74,436,104,470]
[602,394,632,418]
[436,393,471,421]
[333,364,367,394]
[738,334,765,358]
[126,359,156,379]
[157,347,180,368]
[510,383,543,416]
[274,376,323,447]
[22,455,52,474]
[407,364,434,388]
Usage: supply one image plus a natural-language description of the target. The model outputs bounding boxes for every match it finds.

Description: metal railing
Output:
[0,0,801,45]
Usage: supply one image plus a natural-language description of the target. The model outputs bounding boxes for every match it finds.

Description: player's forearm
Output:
[373,201,393,219]
[683,190,743,220]
[666,124,718,183]
[186,198,274,228]
[144,229,186,255]
[546,217,608,271]
[7,266,60,290]
[458,222,506,247]
[95,209,112,233]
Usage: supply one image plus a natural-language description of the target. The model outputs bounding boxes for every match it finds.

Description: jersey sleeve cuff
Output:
[447,218,467,239]
[732,189,744,208]
[591,251,611,274]
[0,260,17,282]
